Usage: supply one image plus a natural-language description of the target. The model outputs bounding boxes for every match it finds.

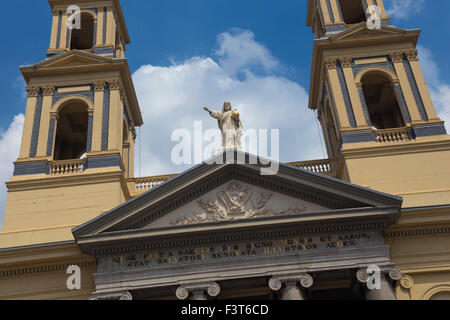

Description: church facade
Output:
[0,0,450,300]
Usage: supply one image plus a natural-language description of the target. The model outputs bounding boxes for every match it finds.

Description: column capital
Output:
[268,273,314,291]
[400,275,414,289]
[324,58,338,70]
[339,56,353,68]
[405,49,419,62]
[42,86,55,96]
[94,80,107,92]
[389,52,404,63]
[356,266,402,284]
[26,86,40,98]
[175,282,221,300]
[108,80,122,91]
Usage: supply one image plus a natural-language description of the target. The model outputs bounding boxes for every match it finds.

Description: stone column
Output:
[176,283,221,301]
[268,274,313,300]
[357,267,402,300]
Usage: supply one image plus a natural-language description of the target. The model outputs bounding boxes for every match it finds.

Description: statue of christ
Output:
[204,101,243,150]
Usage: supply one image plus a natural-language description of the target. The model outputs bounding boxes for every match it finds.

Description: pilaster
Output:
[329,0,343,23]
[91,81,106,152]
[49,10,60,50]
[107,80,122,152]
[324,58,352,129]
[19,87,40,159]
[59,10,68,50]
[36,86,55,158]
[390,52,423,124]
[340,57,371,129]
[405,49,440,121]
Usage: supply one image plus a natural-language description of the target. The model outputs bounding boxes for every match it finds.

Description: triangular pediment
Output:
[328,23,414,42]
[143,180,329,229]
[35,50,113,69]
[73,151,402,243]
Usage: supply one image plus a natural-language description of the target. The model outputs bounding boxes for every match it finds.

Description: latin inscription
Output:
[111,232,374,270]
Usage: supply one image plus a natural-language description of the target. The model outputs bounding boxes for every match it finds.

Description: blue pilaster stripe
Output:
[337,62,357,128]
[29,89,43,158]
[101,83,110,151]
[336,0,344,22]
[403,57,428,121]
[326,0,335,23]
[362,0,369,18]
[46,118,56,157]
[93,19,97,46]
[103,7,107,45]
[357,87,372,126]
[66,22,70,49]
[393,83,412,124]
[86,115,93,153]
[56,11,62,49]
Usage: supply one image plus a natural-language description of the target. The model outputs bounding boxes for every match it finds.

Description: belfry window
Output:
[54,100,89,161]
[361,72,405,130]
[70,12,95,50]
[339,0,366,24]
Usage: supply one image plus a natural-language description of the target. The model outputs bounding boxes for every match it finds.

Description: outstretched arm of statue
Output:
[204,107,221,120]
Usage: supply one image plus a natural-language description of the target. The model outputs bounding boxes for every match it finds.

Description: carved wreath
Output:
[171,182,306,226]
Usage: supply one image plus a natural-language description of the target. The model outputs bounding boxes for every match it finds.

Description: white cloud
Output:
[417,46,450,132]
[0,114,24,230]
[132,30,324,177]
[385,0,425,19]
[215,29,279,77]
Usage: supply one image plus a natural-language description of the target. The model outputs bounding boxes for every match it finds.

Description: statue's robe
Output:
[209,110,243,149]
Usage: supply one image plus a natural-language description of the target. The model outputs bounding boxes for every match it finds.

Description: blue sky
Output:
[1,0,450,228]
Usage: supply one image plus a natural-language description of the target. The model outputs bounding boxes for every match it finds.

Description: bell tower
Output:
[1,0,142,246]
[306,0,450,207]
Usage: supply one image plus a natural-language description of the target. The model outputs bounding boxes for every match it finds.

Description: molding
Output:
[385,225,450,239]
[79,214,392,256]
[0,259,96,278]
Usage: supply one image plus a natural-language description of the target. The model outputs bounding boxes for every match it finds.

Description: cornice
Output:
[79,218,390,256]
[340,136,450,159]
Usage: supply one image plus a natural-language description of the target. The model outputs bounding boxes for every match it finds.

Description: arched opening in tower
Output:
[339,0,366,24]
[54,100,89,161]
[70,12,95,50]
[361,72,405,130]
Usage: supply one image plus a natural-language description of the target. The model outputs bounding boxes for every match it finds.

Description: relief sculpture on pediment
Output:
[171,181,306,225]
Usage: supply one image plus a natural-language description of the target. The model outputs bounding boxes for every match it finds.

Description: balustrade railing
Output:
[50,159,86,175]
[286,158,338,177]
[375,127,412,143]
